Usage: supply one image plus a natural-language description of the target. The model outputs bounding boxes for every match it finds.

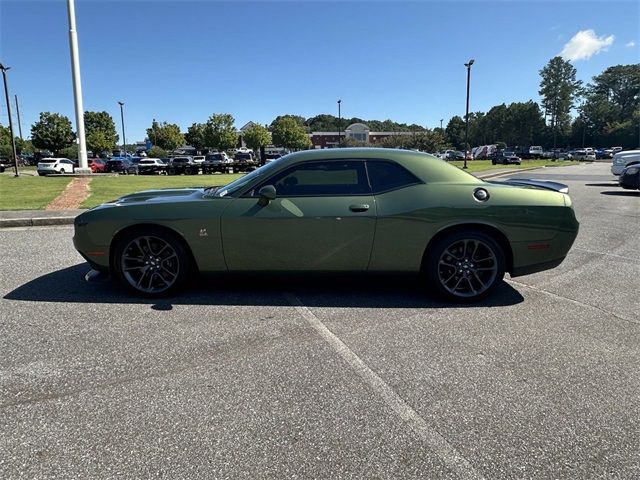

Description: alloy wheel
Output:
[437,238,498,298]
[120,235,180,294]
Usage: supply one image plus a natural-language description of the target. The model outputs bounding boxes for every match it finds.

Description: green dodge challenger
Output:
[74,148,579,302]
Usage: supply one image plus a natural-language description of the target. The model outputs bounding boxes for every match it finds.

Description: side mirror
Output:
[258,185,276,206]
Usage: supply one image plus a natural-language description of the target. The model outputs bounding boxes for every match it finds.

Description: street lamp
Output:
[0,63,19,177]
[337,99,342,147]
[118,101,126,157]
[66,0,89,173]
[463,58,474,169]
[440,119,443,130]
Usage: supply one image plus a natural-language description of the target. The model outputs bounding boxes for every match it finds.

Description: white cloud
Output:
[560,29,615,61]
[625,40,637,48]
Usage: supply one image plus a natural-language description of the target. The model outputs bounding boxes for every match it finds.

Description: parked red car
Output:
[89,158,107,173]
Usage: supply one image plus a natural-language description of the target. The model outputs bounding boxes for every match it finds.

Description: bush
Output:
[147,146,168,158]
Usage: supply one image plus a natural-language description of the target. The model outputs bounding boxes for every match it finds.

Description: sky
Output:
[0,0,638,142]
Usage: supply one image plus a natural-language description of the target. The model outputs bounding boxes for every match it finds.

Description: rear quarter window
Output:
[367,160,422,193]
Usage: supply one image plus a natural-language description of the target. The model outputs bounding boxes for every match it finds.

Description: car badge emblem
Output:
[199,228,208,237]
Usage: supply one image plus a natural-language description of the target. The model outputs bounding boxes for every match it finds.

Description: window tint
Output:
[367,161,421,193]
[257,160,370,196]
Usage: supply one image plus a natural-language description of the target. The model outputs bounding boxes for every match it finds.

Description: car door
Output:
[221,159,376,271]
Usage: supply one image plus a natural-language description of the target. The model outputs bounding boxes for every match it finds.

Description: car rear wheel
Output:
[113,228,190,297]
[426,231,505,302]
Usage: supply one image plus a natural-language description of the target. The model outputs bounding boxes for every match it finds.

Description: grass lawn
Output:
[0,175,73,210]
[81,173,242,208]
[450,159,580,173]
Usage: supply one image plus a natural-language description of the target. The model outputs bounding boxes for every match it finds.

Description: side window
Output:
[367,160,421,194]
[255,160,370,196]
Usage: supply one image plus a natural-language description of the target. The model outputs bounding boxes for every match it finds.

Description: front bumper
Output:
[619,174,640,190]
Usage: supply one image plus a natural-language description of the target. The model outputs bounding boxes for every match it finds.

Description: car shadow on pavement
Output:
[584,183,620,187]
[4,263,525,309]
[600,190,640,196]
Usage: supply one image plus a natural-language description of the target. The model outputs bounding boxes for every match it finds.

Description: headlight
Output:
[626,167,639,175]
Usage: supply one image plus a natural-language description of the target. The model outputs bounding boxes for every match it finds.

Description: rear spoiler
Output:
[492,178,569,194]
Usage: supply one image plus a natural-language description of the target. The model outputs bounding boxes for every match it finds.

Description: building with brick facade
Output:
[309,122,412,148]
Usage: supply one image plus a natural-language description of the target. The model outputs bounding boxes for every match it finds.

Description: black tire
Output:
[491,160,496,165]
[185,166,193,175]
[167,167,176,175]
[112,227,191,297]
[425,230,505,303]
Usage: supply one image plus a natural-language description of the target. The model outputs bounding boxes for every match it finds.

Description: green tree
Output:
[14,138,34,155]
[59,144,79,159]
[270,115,307,130]
[580,64,640,148]
[204,113,238,151]
[184,122,207,151]
[411,129,450,152]
[377,134,413,149]
[85,130,114,156]
[445,116,466,149]
[539,56,583,147]
[0,124,11,146]
[0,144,13,158]
[84,111,118,154]
[147,146,168,158]
[146,120,184,151]
[242,123,271,150]
[31,112,76,155]
[272,116,311,150]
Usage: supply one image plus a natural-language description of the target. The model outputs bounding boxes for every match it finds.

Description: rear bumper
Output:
[511,256,565,277]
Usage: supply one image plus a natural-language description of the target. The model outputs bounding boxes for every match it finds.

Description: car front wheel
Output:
[112,228,190,297]
[426,231,505,302]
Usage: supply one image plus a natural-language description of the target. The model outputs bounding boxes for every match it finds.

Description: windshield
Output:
[206,160,283,197]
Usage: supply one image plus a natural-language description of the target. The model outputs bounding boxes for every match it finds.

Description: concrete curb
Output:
[0,216,76,228]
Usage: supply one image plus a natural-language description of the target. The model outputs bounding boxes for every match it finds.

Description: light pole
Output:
[440,119,443,130]
[66,0,89,173]
[337,99,342,147]
[14,95,23,140]
[118,101,126,157]
[0,63,19,177]
[464,58,474,169]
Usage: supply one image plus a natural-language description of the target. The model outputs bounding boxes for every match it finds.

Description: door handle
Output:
[349,204,370,212]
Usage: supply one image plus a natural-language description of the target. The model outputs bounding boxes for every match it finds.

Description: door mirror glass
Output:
[258,185,277,205]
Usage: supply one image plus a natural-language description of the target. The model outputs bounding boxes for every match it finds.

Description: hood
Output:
[113,188,206,205]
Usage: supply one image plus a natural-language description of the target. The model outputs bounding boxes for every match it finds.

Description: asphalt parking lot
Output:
[1,162,638,479]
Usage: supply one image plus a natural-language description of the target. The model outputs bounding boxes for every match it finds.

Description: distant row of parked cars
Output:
[85,151,261,176]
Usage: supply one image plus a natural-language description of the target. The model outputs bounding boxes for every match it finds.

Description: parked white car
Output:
[611,150,640,175]
[529,146,543,158]
[37,158,75,175]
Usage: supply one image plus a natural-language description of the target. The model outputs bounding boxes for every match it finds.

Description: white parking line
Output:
[284,292,484,480]
[506,279,639,325]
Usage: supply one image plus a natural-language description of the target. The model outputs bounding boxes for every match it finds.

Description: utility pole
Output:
[14,94,23,139]
[463,59,475,170]
[440,119,443,130]
[337,99,342,147]
[0,64,19,176]
[118,101,126,157]
[66,0,90,173]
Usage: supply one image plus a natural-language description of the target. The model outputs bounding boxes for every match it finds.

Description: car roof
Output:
[273,148,482,184]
